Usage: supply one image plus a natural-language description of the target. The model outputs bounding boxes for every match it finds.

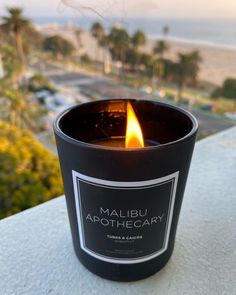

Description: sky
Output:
[0,0,236,19]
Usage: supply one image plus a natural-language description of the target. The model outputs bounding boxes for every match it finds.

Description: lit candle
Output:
[54,98,198,282]
[92,101,159,148]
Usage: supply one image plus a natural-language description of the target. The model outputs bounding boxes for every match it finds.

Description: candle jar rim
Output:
[54,99,198,151]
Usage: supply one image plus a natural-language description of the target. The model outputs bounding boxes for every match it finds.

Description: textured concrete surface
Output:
[0,127,236,295]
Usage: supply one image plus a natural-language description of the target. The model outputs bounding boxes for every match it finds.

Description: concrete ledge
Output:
[1,127,236,295]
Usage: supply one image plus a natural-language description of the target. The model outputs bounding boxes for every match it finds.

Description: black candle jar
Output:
[54,99,198,281]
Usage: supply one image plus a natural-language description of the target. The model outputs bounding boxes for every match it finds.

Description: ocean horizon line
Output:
[148,35,236,51]
[34,16,236,49]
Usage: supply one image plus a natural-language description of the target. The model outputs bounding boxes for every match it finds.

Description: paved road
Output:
[79,77,235,135]
[45,70,235,137]
[191,110,235,134]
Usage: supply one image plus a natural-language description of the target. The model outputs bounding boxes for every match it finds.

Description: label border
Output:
[72,170,179,264]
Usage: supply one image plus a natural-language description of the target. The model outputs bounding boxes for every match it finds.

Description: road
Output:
[34,67,235,154]
[47,71,236,135]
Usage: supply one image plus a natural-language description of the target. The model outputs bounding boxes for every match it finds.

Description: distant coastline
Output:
[39,22,236,85]
[34,16,236,49]
[148,35,236,51]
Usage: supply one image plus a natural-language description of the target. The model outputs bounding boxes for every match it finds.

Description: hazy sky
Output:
[0,0,236,19]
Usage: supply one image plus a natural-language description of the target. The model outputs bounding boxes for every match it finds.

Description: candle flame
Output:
[125,102,144,148]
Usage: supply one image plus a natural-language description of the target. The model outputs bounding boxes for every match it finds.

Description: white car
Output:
[225,112,236,120]
[139,86,152,94]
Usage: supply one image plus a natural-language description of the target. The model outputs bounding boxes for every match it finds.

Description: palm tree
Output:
[140,53,155,77]
[2,7,31,71]
[91,22,105,43]
[153,40,169,81]
[131,30,146,72]
[90,22,109,69]
[153,40,169,60]
[175,50,202,101]
[162,26,170,37]
[131,30,146,51]
[108,26,130,69]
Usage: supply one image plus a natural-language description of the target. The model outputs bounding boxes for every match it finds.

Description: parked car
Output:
[225,112,236,120]
[139,86,152,94]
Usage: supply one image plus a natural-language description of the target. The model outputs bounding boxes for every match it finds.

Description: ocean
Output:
[34,17,236,49]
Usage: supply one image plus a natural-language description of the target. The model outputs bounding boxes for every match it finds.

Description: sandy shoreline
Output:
[40,24,236,86]
[145,38,236,85]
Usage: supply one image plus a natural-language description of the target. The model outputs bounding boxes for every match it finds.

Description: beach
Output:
[40,24,236,86]
[146,38,236,85]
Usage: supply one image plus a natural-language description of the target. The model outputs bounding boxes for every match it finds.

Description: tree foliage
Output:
[162,25,170,36]
[0,43,23,86]
[222,78,236,98]
[0,120,63,218]
[165,50,202,100]
[1,7,31,68]
[212,78,236,99]
[108,26,130,62]
[0,85,45,131]
[177,51,202,84]
[131,30,146,50]
[43,35,75,58]
[124,48,139,70]
[91,21,105,45]
[153,40,169,59]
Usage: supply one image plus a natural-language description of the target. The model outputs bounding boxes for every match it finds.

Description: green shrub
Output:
[80,54,92,64]
[211,87,222,98]
[221,79,236,98]
[211,78,236,99]
[43,35,75,58]
[0,120,63,218]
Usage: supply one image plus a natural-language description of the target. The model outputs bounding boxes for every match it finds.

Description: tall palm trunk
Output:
[15,31,26,73]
